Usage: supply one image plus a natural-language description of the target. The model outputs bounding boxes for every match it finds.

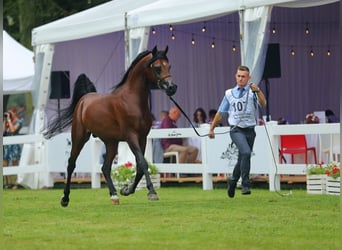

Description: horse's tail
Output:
[43,74,97,139]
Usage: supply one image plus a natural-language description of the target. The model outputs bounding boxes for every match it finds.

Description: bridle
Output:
[149,61,172,90]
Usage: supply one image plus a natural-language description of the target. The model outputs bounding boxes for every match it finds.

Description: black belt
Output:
[230,126,255,131]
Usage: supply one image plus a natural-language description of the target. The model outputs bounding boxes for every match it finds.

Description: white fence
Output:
[3,123,340,191]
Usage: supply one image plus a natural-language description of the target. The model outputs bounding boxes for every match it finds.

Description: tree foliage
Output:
[4,0,110,49]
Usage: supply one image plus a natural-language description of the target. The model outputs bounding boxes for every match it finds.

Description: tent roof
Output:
[32,0,339,46]
[3,30,34,94]
[32,0,156,45]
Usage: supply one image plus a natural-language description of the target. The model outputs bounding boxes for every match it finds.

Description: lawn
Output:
[2,187,341,250]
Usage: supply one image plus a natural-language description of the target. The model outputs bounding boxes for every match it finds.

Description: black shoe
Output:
[227,179,237,198]
[241,186,251,195]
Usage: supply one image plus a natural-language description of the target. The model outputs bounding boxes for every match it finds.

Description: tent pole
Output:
[239,8,245,66]
[124,12,130,70]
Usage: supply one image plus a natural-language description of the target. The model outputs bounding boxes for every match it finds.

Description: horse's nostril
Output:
[166,84,177,96]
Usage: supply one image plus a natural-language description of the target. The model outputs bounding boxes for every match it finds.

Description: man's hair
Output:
[237,65,250,73]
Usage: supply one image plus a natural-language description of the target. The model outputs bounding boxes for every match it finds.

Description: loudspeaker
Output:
[49,71,70,99]
[262,43,281,79]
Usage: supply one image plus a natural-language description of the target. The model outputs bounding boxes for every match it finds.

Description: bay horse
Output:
[44,46,177,206]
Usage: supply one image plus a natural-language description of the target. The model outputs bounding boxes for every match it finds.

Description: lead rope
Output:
[169,96,229,137]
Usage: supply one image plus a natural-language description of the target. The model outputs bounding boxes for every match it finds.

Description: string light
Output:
[201,22,206,32]
[290,47,295,56]
[305,22,310,34]
[272,22,276,34]
[309,47,314,57]
[232,41,236,52]
[211,37,215,49]
[152,22,334,57]
[327,49,331,56]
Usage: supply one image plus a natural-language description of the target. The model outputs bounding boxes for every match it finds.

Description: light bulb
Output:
[201,22,206,32]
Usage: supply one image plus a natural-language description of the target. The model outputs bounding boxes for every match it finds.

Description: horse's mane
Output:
[114,50,151,90]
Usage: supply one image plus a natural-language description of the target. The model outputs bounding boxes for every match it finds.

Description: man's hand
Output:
[249,83,260,92]
[208,129,215,139]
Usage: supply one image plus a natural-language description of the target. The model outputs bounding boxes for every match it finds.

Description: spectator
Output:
[325,109,338,123]
[193,107,207,128]
[160,106,199,163]
[3,107,23,189]
[208,109,222,126]
[152,110,169,128]
[16,103,28,126]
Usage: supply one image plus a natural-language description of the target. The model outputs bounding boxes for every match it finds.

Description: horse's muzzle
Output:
[162,81,177,96]
[165,82,177,96]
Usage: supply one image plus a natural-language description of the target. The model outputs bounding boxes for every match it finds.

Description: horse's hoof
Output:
[148,193,159,201]
[60,197,69,207]
[120,186,134,196]
[110,195,120,205]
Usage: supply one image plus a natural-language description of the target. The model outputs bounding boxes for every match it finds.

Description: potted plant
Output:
[325,162,340,195]
[111,161,160,190]
[305,112,319,124]
[306,162,329,194]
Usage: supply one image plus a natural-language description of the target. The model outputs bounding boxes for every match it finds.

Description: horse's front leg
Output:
[102,143,119,205]
[120,147,158,201]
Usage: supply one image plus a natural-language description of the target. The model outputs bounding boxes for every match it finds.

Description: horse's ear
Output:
[152,46,158,56]
[164,46,168,55]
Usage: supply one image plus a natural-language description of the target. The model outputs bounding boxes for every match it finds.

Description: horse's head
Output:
[147,46,177,96]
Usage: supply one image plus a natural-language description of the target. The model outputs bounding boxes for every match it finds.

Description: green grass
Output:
[2,187,341,250]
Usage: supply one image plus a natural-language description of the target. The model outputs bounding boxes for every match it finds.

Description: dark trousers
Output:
[229,126,256,187]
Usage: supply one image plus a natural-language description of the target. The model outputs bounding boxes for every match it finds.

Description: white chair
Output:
[322,134,340,162]
[163,151,180,178]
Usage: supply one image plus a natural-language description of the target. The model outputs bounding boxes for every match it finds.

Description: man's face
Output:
[235,70,251,87]
[170,108,181,121]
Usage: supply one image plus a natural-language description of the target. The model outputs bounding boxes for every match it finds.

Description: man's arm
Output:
[208,112,223,139]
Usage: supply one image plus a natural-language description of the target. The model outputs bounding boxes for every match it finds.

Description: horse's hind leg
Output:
[101,142,119,205]
[61,132,91,207]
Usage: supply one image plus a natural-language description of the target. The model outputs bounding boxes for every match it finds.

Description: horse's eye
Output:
[154,66,161,75]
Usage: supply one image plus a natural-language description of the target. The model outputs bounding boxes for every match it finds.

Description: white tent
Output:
[32,0,338,45]
[3,30,34,95]
[31,0,339,129]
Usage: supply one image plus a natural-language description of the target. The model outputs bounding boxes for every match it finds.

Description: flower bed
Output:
[306,162,340,195]
[111,161,160,190]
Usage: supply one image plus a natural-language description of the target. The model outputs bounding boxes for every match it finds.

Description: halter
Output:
[149,61,171,90]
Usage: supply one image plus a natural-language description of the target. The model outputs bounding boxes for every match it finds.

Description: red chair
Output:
[279,135,317,164]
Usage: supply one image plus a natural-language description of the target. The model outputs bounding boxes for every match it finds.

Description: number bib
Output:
[225,89,257,127]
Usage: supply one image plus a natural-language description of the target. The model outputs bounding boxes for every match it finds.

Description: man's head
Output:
[169,106,181,121]
[235,65,251,88]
